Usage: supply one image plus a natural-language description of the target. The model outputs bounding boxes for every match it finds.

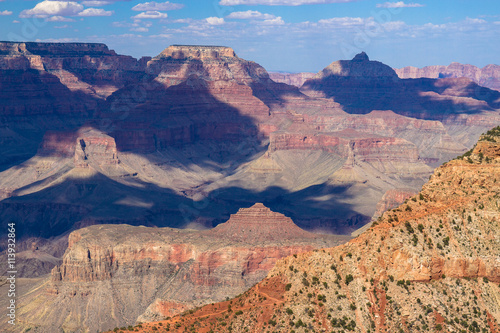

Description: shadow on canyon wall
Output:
[300,62,500,118]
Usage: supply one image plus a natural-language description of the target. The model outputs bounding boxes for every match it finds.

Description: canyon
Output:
[0,42,499,332]
[1,43,499,273]
[129,127,500,333]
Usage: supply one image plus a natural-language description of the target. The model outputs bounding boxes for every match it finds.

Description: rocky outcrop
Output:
[10,204,350,332]
[144,127,500,333]
[396,62,500,92]
[207,203,317,242]
[311,51,398,80]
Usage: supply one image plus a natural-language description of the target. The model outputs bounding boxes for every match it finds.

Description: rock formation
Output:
[134,127,500,333]
[396,62,500,92]
[301,52,500,123]
[0,42,148,98]
[7,204,350,332]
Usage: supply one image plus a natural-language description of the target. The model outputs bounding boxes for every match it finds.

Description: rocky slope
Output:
[4,204,350,332]
[140,127,500,332]
[396,62,500,92]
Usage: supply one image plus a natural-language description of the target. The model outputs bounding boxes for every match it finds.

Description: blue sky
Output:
[0,0,499,72]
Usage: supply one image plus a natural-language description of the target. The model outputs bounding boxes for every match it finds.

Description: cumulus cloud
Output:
[206,17,225,25]
[220,0,356,5]
[132,10,168,19]
[20,0,115,18]
[46,15,76,21]
[20,1,84,18]
[376,1,424,8]
[0,10,12,16]
[132,1,183,11]
[78,8,113,16]
[227,10,276,20]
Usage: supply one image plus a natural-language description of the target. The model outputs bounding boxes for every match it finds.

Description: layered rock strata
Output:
[9,204,350,332]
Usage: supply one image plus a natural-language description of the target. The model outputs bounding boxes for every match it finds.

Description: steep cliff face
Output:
[0,42,148,99]
[102,44,330,152]
[143,128,500,333]
[9,204,350,332]
[396,62,500,92]
[269,131,419,162]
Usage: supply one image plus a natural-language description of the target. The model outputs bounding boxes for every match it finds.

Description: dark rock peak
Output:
[352,52,369,62]
[207,203,315,242]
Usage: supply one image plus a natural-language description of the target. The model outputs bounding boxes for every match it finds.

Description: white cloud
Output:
[20,1,84,18]
[318,17,366,26]
[0,10,12,16]
[46,15,76,21]
[81,1,114,5]
[132,1,183,11]
[13,20,21,23]
[149,33,172,38]
[81,0,132,4]
[132,10,168,19]
[206,17,225,25]
[259,17,285,25]
[376,1,424,8]
[220,0,356,5]
[227,10,276,20]
[54,24,70,29]
[78,8,113,16]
